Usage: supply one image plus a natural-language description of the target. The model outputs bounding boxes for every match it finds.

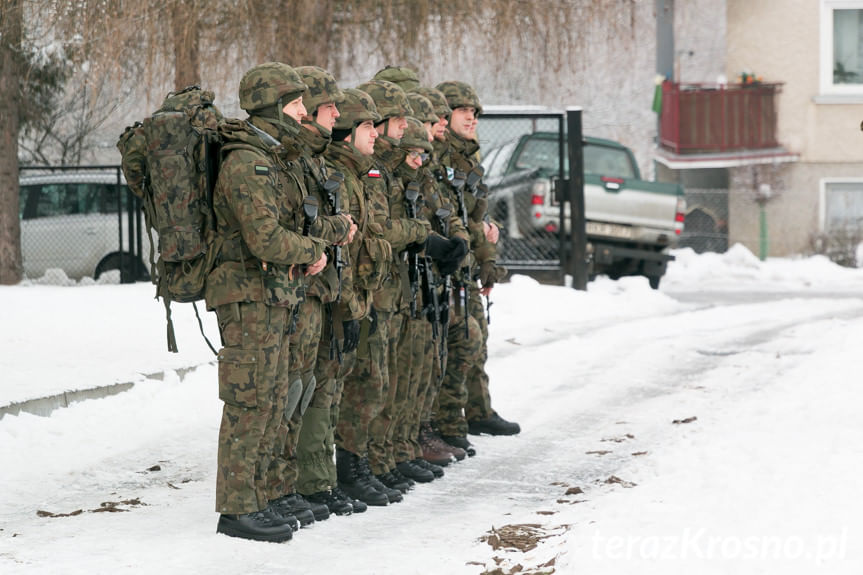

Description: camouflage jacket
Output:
[324,140,382,322]
[434,133,496,265]
[204,116,326,309]
[396,161,468,313]
[296,126,353,304]
[366,137,430,313]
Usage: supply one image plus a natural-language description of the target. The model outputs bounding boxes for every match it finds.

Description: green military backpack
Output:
[117,85,223,354]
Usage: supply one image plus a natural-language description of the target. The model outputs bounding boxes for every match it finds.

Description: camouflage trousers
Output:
[214,301,292,514]
[335,310,390,457]
[434,287,483,437]
[266,296,323,501]
[393,314,436,463]
[296,304,354,495]
[465,285,494,422]
[368,310,408,475]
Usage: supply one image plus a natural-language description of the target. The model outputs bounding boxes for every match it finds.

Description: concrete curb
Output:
[0,362,212,421]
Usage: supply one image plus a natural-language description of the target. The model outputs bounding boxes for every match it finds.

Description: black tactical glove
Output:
[445,237,468,262]
[435,237,468,276]
[422,233,451,260]
[342,319,360,354]
[368,305,378,336]
[479,260,497,289]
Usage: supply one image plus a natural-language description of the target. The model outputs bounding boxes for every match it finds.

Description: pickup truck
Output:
[481,132,685,288]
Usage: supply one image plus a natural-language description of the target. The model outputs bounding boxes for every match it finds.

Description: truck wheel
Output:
[94,252,150,283]
[648,275,661,290]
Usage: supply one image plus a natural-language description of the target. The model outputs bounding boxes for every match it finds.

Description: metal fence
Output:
[678,187,729,254]
[17,165,147,283]
[477,110,567,273]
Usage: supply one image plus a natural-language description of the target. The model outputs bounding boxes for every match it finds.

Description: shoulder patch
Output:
[446,167,454,182]
[254,165,270,176]
[367,169,382,178]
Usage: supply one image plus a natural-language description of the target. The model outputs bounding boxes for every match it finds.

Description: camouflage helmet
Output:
[356,80,412,122]
[406,92,438,124]
[296,65,345,113]
[411,86,452,119]
[373,65,420,92]
[333,88,381,131]
[239,62,308,113]
[400,117,433,153]
[435,80,482,115]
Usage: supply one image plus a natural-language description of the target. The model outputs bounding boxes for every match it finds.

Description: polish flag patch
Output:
[367,169,382,178]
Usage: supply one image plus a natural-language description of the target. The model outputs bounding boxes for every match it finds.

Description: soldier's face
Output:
[315,102,340,131]
[450,107,477,140]
[349,120,378,155]
[423,121,434,141]
[404,148,425,170]
[378,116,407,140]
[432,115,448,141]
[282,96,307,123]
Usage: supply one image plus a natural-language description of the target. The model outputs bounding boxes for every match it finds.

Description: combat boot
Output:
[376,471,411,494]
[306,490,353,517]
[269,494,315,527]
[305,496,330,522]
[359,458,403,503]
[468,412,521,436]
[396,459,435,483]
[336,448,389,507]
[418,423,457,465]
[441,434,476,457]
[421,422,466,462]
[332,485,367,513]
[412,457,444,478]
[217,510,293,543]
[262,504,299,532]
[390,466,416,488]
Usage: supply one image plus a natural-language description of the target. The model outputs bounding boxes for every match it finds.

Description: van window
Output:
[20,182,129,220]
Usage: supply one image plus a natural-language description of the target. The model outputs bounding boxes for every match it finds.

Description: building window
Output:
[821,179,863,232]
[821,1,863,95]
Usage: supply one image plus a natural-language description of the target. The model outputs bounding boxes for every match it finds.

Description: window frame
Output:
[819,177,863,232]
[820,0,863,96]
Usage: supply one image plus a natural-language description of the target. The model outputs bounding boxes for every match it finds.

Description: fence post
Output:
[566,107,588,290]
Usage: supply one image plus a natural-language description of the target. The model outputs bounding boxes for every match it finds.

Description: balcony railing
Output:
[659,81,782,154]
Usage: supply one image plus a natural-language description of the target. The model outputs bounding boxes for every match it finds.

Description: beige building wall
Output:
[726,0,863,256]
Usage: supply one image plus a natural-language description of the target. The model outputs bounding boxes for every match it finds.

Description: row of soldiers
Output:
[207,62,520,543]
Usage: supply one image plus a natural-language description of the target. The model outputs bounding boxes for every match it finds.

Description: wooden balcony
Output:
[659,81,782,154]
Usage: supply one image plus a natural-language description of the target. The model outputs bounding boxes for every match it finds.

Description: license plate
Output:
[586,221,633,239]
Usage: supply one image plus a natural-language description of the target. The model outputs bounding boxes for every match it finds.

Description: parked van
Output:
[18,171,149,282]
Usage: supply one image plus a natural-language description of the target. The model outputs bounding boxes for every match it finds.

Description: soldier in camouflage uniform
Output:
[433,80,521,454]
[393,111,471,481]
[372,69,472,470]
[346,78,445,499]
[324,88,395,507]
[266,66,361,519]
[207,62,328,543]
[407,85,475,465]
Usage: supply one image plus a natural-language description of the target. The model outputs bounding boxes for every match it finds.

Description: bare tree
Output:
[0,0,24,284]
[172,0,200,89]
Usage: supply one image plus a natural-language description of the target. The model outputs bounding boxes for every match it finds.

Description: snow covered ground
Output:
[2,245,862,574]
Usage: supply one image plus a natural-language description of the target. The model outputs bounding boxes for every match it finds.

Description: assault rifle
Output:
[324,171,345,363]
[404,181,422,318]
[465,165,485,198]
[450,170,470,338]
[289,195,319,334]
[434,206,452,378]
[465,165,494,325]
[324,171,345,302]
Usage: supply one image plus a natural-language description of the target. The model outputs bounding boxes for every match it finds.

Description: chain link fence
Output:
[478,111,567,271]
[678,188,729,254]
[17,165,148,283]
